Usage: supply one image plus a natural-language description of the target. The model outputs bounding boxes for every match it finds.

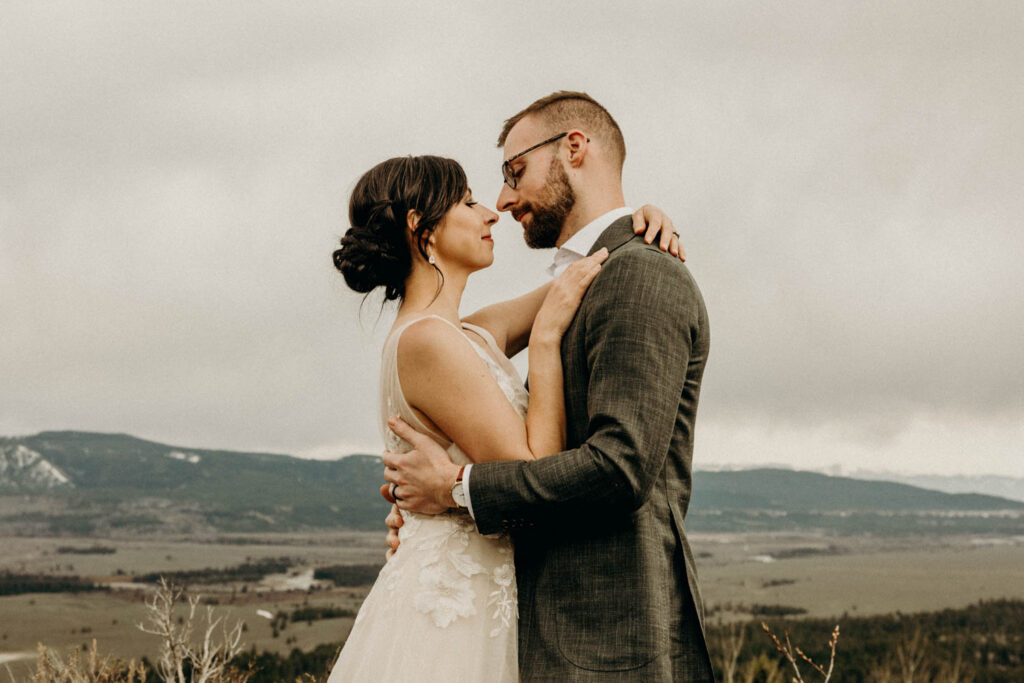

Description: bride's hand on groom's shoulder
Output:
[532,248,609,345]
[632,204,686,261]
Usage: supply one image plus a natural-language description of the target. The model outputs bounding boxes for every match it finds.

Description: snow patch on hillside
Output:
[166,450,201,464]
[0,444,73,490]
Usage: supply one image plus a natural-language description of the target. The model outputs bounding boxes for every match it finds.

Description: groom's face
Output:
[497,118,576,249]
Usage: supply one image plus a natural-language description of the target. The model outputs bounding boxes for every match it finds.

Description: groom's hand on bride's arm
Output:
[382,417,460,515]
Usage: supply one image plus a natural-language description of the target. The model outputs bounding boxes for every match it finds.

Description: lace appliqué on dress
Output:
[384,509,516,635]
[375,318,524,637]
[473,352,529,418]
[487,549,517,638]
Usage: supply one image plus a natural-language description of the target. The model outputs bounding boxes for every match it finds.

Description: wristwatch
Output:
[450,465,467,509]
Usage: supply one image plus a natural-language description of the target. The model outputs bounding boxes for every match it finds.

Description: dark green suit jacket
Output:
[471,216,713,681]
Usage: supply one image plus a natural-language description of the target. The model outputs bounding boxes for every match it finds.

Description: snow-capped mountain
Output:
[0,443,73,491]
[0,431,391,533]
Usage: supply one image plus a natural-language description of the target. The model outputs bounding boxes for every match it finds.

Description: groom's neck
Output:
[557,185,626,247]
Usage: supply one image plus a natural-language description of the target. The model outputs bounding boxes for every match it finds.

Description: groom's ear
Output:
[566,130,589,169]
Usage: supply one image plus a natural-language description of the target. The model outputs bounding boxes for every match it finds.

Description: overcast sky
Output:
[2,1,1021,477]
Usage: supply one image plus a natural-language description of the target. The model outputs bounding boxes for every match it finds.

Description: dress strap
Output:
[461,322,523,384]
[385,314,462,347]
[380,315,458,448]
[459,322,501,355]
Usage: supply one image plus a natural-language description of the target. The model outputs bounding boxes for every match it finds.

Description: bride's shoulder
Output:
[393,316,484,407]
[392,315,467,362]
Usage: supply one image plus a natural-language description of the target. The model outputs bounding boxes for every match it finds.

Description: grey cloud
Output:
[1,2,1020,471]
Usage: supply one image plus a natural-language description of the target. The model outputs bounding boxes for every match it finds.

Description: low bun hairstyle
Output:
[333,155,468,301]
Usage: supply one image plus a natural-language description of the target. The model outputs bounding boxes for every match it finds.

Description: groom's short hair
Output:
[497,91,626,170]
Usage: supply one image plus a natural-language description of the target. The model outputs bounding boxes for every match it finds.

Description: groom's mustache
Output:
[511,204,532,223]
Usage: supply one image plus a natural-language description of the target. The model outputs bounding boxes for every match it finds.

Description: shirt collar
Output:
[546,206,633,279]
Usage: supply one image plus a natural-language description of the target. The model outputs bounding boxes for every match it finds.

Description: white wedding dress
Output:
[327,315,526,682]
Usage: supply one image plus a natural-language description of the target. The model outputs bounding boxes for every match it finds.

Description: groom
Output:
[383,91,713,681]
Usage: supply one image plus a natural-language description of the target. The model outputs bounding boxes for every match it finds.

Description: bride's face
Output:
[430,191,499,273]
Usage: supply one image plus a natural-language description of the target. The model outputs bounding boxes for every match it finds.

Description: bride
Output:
[327,155,681,681]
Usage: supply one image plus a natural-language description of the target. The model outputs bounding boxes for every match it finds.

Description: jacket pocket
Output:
[541,523,668,671]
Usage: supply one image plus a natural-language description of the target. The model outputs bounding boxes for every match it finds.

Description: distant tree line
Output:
[134,557,293,585]
[0,571,105,596]
[290,605,356,623]
[312,564,383,586]
[57,544,117,554]
[708,602,809,619]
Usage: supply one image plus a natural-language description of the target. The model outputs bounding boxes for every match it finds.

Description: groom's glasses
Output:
[501,132,568,189]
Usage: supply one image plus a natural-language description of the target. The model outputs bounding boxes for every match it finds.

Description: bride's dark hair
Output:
[333,155,468,301]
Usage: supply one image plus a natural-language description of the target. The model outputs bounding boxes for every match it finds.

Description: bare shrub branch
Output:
[761,621,840,683]
[136,577,249,683]
[714,620,747,682]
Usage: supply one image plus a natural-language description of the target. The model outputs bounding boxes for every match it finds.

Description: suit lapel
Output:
[559,216,639,448]
[587,215,638,256]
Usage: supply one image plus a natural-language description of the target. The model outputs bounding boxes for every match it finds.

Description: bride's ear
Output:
[406,210,438,263]
[406,209,421,234]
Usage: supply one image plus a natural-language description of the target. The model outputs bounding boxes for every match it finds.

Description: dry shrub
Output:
[739,652,784,683]
[136,578,249,683]
[29,579,250,683]
[761,621,840,682]
[867,629,974,683]
[31,639,146,683]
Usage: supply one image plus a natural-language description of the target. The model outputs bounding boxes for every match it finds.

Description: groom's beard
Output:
[522,158,576,249]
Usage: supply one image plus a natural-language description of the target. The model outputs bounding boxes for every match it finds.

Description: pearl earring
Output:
[428,253,436,265]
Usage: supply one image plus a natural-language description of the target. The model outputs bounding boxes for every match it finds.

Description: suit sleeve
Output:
[469,246,701,535]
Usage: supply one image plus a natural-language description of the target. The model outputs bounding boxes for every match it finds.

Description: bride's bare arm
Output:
[399,252,606,462]
[462,204,685,358]
[462,282,551,359]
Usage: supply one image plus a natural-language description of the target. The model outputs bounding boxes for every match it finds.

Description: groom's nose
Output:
[496,183,516,214]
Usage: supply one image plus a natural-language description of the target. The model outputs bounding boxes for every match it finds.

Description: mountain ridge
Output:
[696,463,1024,503]
[691,467,1023,512]
[2,431,1021,536]
[0,431,389,533]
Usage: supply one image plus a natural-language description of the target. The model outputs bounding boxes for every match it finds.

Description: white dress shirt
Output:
[461,206,634,518]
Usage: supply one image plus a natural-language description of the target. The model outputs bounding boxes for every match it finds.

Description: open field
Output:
[0,532,385,578]
[0,590,356,665]
[2,532,1023,671]
[696,534,1024,620]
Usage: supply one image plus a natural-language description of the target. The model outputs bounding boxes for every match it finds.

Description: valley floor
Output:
[1,531,1022,669]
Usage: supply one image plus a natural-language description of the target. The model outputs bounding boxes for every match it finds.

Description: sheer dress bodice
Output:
[328,315,527,682]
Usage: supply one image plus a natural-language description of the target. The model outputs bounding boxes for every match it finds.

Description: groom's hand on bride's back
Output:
[382,417,460,516]
[379,497,403,559]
